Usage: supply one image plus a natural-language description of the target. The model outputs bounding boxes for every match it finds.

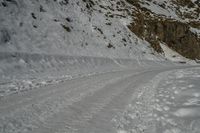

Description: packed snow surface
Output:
[115,66,200,133]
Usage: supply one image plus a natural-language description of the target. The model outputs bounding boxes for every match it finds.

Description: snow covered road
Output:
[0,65,199,133]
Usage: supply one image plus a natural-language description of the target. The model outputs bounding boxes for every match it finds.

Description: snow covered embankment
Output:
[0,51,174,98]
[0,52,160,98]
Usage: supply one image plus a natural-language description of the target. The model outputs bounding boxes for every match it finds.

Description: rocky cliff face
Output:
[127,0,200,59]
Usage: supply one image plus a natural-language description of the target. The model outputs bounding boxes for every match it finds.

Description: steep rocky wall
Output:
[127,0,200,59]
[129,17,200,59]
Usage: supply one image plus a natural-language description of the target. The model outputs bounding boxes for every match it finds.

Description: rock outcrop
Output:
[127,0,200,59]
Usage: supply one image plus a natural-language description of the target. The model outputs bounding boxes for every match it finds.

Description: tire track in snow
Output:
[0,69,136,133]
[32,71,149,133]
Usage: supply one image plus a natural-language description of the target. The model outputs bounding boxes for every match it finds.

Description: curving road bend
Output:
[0,66,199,133]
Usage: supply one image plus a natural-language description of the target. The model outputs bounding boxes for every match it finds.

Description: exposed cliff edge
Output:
[127,0,200,60]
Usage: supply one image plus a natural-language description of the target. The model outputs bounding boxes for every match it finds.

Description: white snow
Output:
[117,130,127,133]
[160,43,191,62]
[173,108,200,117]
[0,0,159,60]
[139,0,199,22]
[190,27,200,37]
[139,0,180,20]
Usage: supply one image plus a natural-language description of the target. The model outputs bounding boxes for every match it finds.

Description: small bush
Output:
[107,43,115,49]
[1,2,7,7]
[0,29,11,44]
[61,24,71,32]
[122,38,127,42]
[40,5,46,12]
[66,17,72,22]
[31,13,37,19]
[105,22,112,25]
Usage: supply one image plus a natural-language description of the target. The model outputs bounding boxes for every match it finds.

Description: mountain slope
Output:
[0,0,159,59]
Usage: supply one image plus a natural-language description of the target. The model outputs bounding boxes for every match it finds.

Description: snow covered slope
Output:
[139,0,200,22]
[0,0,159,59]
